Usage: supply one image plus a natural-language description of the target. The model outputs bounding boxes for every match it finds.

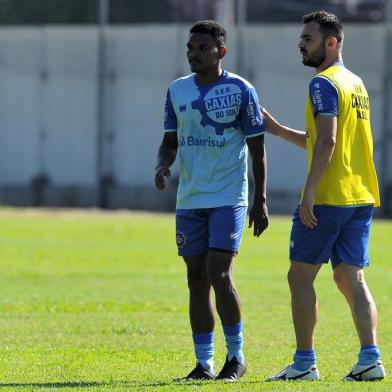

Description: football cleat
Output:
[174,363,216,381]
[343,360,385,381]
[216,356,246,381]
[267,363,320,381]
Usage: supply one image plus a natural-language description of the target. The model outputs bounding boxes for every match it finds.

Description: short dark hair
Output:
[302,10,343,43]
[189,20,227,48]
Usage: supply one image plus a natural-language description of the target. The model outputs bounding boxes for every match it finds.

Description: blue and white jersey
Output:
[164,70,264,209]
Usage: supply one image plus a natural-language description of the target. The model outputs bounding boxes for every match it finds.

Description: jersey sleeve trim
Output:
[244,130,265,139]
[316,112,337,116]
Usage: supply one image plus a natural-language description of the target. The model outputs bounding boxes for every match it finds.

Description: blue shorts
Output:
[175,206,247,256]
[290,205,373,268]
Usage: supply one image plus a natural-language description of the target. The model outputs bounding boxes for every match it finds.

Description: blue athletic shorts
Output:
[175,206,247,256]
[289,205,374,268]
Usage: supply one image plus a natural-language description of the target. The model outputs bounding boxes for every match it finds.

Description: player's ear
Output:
[218,47,227,59]
[327,36,338,49]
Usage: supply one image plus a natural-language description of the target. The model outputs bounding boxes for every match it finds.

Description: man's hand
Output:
[299,187,317,228]
[260,106,280,136]
[248,203,269,237]
[155,167,171,191]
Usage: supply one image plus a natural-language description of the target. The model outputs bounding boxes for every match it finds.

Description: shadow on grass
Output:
[0,381,114,388]
[0,379,265,389]
[129,380,264,388]
[0,380,181,389]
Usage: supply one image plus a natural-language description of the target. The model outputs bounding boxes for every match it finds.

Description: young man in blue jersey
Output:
[155,20,268,381]
[263,11,385,381]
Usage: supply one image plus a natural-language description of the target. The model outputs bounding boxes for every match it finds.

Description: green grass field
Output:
[0,208,390,391]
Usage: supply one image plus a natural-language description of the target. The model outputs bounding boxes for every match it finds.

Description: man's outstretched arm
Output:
[261,107,307,149]
[154,132,178,191]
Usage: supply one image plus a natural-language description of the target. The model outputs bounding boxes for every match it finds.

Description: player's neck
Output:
[195,67,223,85]
[316,54,343,73]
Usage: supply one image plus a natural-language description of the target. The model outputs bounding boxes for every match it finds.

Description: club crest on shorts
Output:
[176,231,187,248]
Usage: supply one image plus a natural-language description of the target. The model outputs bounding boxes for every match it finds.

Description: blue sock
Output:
[222,322,244,364]
[358,345,380,366]
[192,332,214,371]
[292,349,316,371]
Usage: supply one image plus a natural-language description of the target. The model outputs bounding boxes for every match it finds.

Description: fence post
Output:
[97,0,110,208]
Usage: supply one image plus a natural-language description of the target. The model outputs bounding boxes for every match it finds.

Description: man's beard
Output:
[302,44,326,68]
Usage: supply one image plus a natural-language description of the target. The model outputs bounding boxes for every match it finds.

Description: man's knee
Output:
[287,262,318,290]
[184,257,209,292]
[287,265,304,287]
[334,265,366,293]
[187,270,210,292]
[207,265,231,291]
[205,249,234,290]
[333,269,347,292]
[207,262,233,293]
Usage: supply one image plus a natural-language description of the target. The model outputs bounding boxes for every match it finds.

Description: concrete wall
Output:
[0,24,389,213]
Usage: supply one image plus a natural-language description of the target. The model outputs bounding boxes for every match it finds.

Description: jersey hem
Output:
[313,201,378,207]
[245,131,265,139]
[176,202,248,209]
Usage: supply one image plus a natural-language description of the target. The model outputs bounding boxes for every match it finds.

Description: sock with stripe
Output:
[292,349,316,371]
[192,332,214,372]
[222,321,244,364]
[358,344,381,366]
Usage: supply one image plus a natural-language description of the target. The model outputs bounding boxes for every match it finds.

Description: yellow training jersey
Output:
[305,64,380,207]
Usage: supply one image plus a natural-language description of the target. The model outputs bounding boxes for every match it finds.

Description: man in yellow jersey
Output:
[262,11,385,382]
